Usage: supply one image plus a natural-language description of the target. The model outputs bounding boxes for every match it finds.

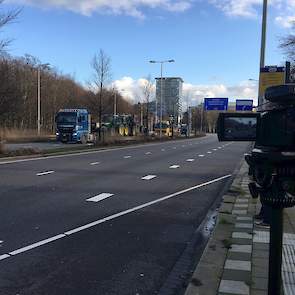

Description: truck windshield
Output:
[56,112,77,124]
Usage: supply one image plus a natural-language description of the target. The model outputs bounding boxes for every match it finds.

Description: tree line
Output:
[0,53,134,133]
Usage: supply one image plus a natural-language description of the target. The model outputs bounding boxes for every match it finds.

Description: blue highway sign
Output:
[204,98,228,111]
[236,99,253,111]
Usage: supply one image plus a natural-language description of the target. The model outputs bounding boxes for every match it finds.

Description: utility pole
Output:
[37,63,50,136]
[99,81,103,141]
[114,90,117,116]
[37,67,41,136]
[258,0,268,107]
[160,63,163,139]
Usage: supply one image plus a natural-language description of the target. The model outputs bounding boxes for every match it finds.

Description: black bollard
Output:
[268,207,283,295]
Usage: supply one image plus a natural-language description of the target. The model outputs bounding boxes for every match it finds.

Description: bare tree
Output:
[139,75,154,133]
[0,1,21,55]
[91,49,111,140]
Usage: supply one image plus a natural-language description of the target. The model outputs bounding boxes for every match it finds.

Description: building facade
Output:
[155,77,183,122]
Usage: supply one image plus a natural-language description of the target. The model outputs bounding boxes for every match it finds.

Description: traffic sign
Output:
[236,99,253,111]
[204,98,228,111]
[259,66,285,97]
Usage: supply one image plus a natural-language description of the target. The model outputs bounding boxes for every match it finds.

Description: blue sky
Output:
[2,0,294,104]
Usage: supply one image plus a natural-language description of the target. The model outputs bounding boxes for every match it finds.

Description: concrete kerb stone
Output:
[184,162,250,295]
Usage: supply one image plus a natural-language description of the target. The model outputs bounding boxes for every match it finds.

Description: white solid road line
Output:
[124,156,132,159]
[86,193,114,203]
[0,174,231,261]
[36,171,55,176]
[141,175,157,180]
[169,165,180,169]
[186,159,195,162]
[0,254,10,261]
[9,234,66,256]
[90,162,100,165]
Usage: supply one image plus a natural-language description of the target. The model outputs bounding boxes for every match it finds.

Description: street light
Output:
[149,59,175,138]
[37,63,50,136]
[258,0,268,108]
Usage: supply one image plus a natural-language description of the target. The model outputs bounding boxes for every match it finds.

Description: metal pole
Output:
[160,62,163,139]
[258,0,268,107]
[114,91,117,116]
[268,207,283,295]
[200,106,203,133]
[37,67,41,136]
[99,81,102,141]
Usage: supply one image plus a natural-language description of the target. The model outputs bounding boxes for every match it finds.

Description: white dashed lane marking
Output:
[145,152,152,155]
[161,149,165,152]
[36,171,55,176]
[142,175,157,180]
[169,165,180,169]
[207,151,212,154]
[124,156,132,159]
[213,149,217,151]
[90,162,100,165]
[198,155,205,157]
[86,193,114,203]
[173,147,177,149]
[186,159,195,162]
[0,174,232,261]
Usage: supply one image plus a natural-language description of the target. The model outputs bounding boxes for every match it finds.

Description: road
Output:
[0,135,249,295]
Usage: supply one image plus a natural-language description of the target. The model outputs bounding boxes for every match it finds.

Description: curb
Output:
[184,162,251,295]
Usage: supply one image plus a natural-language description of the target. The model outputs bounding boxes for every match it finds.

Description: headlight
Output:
[73,132,77,136]
[56,132,59,136]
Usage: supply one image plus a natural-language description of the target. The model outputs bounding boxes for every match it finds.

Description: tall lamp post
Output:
[258,0,268,108]
[149,59,175,138]
[37,63,50,136]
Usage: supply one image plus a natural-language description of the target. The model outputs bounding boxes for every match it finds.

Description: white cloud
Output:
[112,76,258,106]
[209,0,262,18]
[6,0,192,18]
[182,80,258,106]
[208,0,295,29]
[111,76,155,102]
[275,15,295,28]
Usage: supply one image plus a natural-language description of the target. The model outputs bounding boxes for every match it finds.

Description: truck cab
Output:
[55,109,91,143]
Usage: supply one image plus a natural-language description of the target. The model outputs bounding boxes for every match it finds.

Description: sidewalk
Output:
[185,162,295,295]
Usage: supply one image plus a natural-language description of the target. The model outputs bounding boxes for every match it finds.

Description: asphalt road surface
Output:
[0,135,250,295]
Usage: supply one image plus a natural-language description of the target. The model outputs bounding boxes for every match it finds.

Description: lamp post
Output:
[149,59,175,138]
[37,63,50,136]
[258,0,268,108]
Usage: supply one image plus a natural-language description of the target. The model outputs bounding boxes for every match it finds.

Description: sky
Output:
[2,0,295,106]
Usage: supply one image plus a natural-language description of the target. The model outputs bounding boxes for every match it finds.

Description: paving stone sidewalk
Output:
[185,162,295,295]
